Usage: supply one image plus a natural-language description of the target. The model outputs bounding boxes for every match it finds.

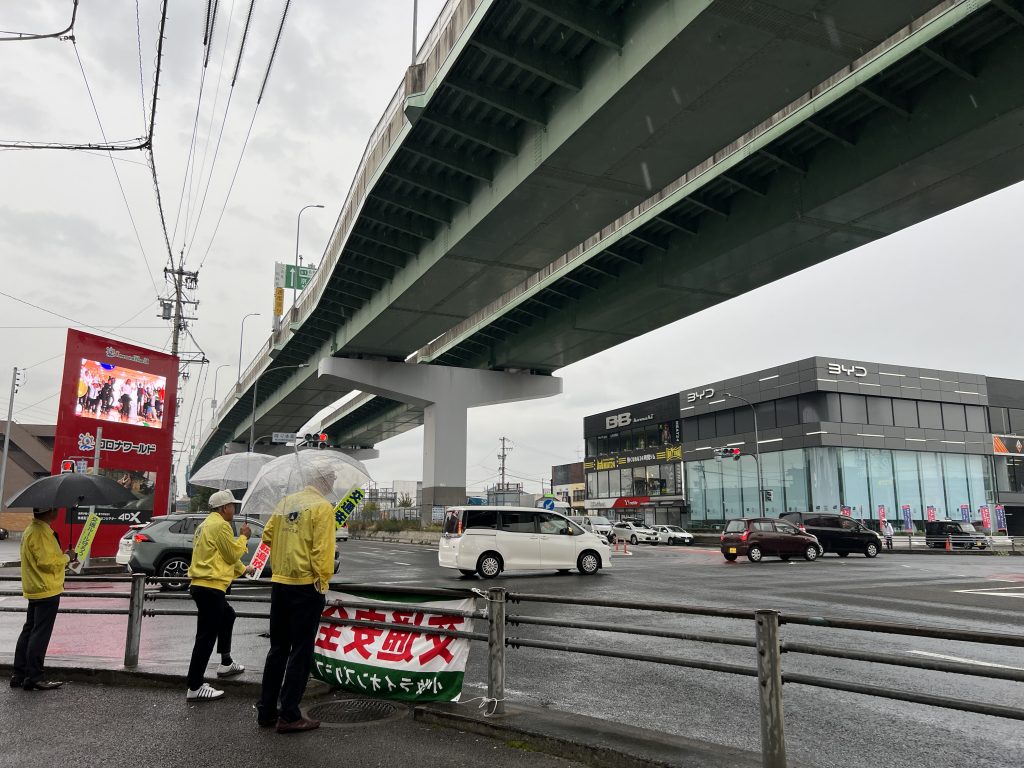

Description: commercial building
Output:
[583,357,1024,534]
[551,462,586,514]
[0,422,56,533]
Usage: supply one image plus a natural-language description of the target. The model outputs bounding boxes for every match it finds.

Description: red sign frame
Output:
[50,330,178,556]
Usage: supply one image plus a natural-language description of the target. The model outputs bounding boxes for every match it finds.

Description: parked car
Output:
[611,520,658,545]
[119,513,342,590]
[924,519,988,549]
[0,527,8,540]
[439,506,611,578]
[779,512,883,558]
[720,517,820,563]
[653,525,693,545]
[337,522,350,542]
[567,515,614,542]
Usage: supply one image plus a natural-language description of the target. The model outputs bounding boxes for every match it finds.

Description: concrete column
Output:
[317,358,562,523]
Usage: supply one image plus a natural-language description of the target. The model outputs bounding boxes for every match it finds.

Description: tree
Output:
[188,486,214,512]
[397,493,414,508]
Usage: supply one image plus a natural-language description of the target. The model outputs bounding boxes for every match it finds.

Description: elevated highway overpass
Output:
[193,0,1024,513]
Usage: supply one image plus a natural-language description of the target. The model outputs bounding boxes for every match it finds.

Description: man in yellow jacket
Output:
[185,490,254,701]
[13,507,73,691]
[256,472,335,733]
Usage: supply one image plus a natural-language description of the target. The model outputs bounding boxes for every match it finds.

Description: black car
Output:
[779,512,883,558]
[924,520,988,549]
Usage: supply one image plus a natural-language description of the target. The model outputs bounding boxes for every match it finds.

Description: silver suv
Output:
[116,513,342,590]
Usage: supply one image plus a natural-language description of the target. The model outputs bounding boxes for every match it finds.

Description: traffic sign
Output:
[541,498,556,510]
[272,432,297,444]
[273,287,284,316]
[275,262,317,291]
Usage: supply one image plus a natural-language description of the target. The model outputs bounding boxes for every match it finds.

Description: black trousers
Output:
[258,583,325,723]
[13,596,60,685]
[187,586,236,690]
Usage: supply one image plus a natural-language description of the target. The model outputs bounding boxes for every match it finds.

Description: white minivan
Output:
[439,506,611,578]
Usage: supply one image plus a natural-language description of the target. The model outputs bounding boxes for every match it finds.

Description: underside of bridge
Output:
[320,0,1024,450]
[194,0,1005,473]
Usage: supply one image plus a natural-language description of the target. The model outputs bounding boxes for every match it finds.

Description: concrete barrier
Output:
[351,530,442,546]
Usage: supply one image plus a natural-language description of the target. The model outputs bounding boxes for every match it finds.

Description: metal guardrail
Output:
[1,576,1022,767]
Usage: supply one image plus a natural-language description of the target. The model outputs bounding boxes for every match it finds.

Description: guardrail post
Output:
[486,587,507,715]
[123,573,146,667]
[755,609,787,768]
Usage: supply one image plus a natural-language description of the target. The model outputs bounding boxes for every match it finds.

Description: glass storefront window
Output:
[809,446,840,512]
[598,472,609,498]
[586,437,597,457]
[781,449,809,513]
[586,472,597,499]
[965,455,991,512]
[721,458,742,519]
[704,459,724,519]
[942,453,970,517]
[840,448,869,517]
[608,469,621,498]
[597,434,608,456]
[687,463,706,521]
[620,468,632,496]
[919,452,945,517]
[761,451,784,516]
[893,452,923,521]
[867,449,895,521]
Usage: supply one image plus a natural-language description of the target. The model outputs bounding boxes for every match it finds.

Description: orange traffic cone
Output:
[945,535,952,552]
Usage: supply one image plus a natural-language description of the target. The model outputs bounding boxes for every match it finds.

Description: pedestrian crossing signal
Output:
[60,460,76,474]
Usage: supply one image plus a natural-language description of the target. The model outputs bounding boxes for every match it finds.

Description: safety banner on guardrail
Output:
[312,590,473,702]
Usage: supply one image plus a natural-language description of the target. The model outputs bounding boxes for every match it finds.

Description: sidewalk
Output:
[0,653,764,768]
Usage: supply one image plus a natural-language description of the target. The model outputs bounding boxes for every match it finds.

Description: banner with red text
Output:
[312,591,474,702]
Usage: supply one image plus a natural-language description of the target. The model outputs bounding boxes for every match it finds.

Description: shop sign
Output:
[901,504,913,531]
[995,505,1007,530]
[613,496,651,508]
[992,435,1024,456]
[926,505,937,521]
[980,506,991,530]
[827,362,867,377]
[959,504,971,523]
[685,388,715,404]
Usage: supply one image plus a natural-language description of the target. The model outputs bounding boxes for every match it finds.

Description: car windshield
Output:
[666,526,684,532]
[958,523,977,533]
[590,516,610,525]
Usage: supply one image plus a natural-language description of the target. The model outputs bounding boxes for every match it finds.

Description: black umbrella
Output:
[6,473,136,510]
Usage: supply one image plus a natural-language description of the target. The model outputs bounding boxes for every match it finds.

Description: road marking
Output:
[393,562,411,566]
[955,586,1024,599]
[910,650,1024,671]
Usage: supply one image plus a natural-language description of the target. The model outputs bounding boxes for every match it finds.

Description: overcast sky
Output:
[2,1,1023,498]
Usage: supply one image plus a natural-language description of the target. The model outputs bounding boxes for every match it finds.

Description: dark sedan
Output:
[720,517,820,563]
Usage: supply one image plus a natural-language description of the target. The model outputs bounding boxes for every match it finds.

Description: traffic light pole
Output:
[724,392,764,516]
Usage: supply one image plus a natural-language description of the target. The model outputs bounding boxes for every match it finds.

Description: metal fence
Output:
[0,575,1021,767]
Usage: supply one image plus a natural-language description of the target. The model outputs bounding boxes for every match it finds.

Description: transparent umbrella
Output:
[239,449,371,520]
[189,452,276,490]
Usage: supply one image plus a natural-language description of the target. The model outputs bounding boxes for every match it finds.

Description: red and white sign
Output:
[926,505,937,522]
[980,505,992,530]
[877,505,887,523]
[246,541,271,579]
[51,330,178,556]
[612,496,651,508]
[840,506,852,517]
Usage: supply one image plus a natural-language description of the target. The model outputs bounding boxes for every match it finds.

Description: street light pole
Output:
[723,392,764,516]
[1,367,24,512]
[294,204,324,310]
[249,363,310,452]
[237,313,261,383]
[210,363,231,428]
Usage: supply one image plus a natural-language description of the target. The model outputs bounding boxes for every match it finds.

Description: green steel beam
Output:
[383,166,472,204]
[469,32,582,91]
[805,118,858,148]
[351,225,422,255]
[359,207,436,240]
[758,148,807,175]
[419,111,519,156]
[338,256,396,281]
[443,75,547,127]
[368,187,452,223]
[401,138,494,182]
[517,0,623,51]
[345,242,407,269]
[856,83,911,118]
[921,43,976,80]
[992,0,1024,27]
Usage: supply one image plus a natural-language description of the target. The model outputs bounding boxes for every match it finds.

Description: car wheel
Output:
[747,545,763,563]
[630,535,638,545]
[476,552,502,579]
[458,569,477,577]
[158,555,191,591]
[865,542,879,558]
[723,553,737,562]
[577,551,600,575]
[803,544,819,561]
[837,551,849,558]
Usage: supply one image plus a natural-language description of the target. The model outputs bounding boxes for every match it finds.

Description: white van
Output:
[439,506,611,578]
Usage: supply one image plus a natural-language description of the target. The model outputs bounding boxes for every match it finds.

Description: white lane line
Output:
[910,650,1024,671]
[393,562,411,566]
[955,586,1024,598]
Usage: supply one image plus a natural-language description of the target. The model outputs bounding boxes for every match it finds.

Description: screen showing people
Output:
[76,359,167,429]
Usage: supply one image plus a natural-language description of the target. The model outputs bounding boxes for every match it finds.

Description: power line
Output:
[0,290,162,348]
[71,40,160,294]
[0,0,79,42]
[134,0,147,135]
[143,0,175,270]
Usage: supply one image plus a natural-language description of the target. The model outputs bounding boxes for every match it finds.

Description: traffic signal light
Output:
[60,460,76,474]
[763,489,774,502]
[715,447,742,461]
[303,432,330,449]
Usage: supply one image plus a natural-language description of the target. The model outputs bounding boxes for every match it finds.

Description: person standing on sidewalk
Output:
[256,473,335,734]
[185,490,254,702]
[882,519,894,551]
[12,507,74,691]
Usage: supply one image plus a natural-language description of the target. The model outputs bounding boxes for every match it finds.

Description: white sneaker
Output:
[186,683,224,701]
[216,661,245,678]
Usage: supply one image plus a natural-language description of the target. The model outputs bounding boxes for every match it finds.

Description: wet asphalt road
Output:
[2,538,1023,767]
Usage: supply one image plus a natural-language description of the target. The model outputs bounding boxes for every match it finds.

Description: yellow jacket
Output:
[188,512,248,592]
[263,487,334,589]
[21,518,68,600]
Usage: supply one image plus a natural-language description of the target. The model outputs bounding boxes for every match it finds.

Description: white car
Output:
[336,523,350,542]
[567,514,614,541]
[611,521,658,545]
[653,525,693,546]
[439,506,611,578]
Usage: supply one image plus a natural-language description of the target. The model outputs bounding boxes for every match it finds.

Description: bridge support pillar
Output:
[317,359,562,524]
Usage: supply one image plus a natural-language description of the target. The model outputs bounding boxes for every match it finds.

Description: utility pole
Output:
[0,366,25,511]
[497,436,513,487]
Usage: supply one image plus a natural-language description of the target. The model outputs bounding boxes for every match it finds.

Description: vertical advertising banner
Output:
[901,504,913,531]
[994,505,1007,531]
[959,504,971,523]
[51,330,178,557]
[877,505,887,525]
[926,505,937,521]
[980,505,992,531]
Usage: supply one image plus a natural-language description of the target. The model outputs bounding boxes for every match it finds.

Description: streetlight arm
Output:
[294,204,325,312]
[238,313,261,383]
[723,392,764,516]
[249,362,310,452]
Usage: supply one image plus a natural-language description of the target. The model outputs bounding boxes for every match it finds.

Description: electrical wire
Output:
[71,41,160,294]
[0,0,79,41]
[135,0,147,135]
[0,290,161,348]
[143,0,175,269]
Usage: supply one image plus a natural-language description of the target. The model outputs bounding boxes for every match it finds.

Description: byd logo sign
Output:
[827,362,867,378]
[686,388,715,404]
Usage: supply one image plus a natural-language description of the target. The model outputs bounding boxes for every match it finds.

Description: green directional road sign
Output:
[275,262,317,290]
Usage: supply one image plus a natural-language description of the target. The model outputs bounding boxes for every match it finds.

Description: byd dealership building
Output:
[583,357,1024,535]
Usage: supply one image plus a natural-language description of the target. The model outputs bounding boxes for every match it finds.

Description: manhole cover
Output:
[306,699,404,724]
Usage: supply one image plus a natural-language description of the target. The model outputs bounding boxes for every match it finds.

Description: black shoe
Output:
[23,680,63,691]
[255,704,278,727]
[10,676,23,688]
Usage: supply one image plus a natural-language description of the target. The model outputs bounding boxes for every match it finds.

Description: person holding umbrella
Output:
[256,470,336,733]
[185,490,254,702]
[12,507,75,691]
